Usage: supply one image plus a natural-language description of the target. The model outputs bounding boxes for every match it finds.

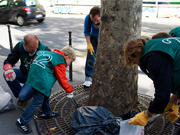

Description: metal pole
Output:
[7,24,13,52]
[68,31,73,81]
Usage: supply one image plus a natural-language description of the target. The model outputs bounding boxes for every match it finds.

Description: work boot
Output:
[16,118,32,134]
[17,98,32,110]
[17,99,25,107]
[83,76,92,88]
[39,112,59,119]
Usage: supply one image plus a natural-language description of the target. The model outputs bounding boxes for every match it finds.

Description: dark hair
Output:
[89,6,100,17]
[152,32,171,39]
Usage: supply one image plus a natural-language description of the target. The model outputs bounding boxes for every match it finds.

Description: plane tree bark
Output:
[87,0,142,116]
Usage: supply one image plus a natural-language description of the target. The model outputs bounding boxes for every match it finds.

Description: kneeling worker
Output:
[15,46,76,133]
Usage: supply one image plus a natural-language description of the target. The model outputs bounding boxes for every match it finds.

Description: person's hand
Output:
[165,104,179,123]
[3,64,16,82]
[67,92,74,98]
[162,102,173,115]
[128,111,150,126]
[87,43,94,55]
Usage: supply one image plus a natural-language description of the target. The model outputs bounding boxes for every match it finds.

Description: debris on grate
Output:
[34,85,180,135]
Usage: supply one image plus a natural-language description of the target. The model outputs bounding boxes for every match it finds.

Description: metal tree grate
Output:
[34,85,180,135]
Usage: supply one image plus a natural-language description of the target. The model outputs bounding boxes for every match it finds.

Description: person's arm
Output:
[169,94,178,104]
[85,36,91,44]
[53,64,73,93]
[4,43,20,66]
[84,15,94,55]
[143,51,173,114]
[84,14,91,40]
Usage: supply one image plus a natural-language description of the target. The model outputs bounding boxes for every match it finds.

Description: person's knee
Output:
[19,93,27,101]
[19,92,32,101]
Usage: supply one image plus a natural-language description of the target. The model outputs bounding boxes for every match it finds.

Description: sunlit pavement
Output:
[0,7,179,134]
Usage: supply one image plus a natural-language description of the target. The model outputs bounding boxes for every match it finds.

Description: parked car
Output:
[0,0,46,26]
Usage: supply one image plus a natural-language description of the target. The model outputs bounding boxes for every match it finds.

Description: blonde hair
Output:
[123,38,150,66]
[61,46,76,61]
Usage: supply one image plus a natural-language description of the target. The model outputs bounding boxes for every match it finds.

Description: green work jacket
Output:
[139,37,180,98]
[26,50,66,97]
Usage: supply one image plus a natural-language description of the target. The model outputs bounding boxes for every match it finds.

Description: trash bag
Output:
[119,119,144,135]
[70,106,121,135]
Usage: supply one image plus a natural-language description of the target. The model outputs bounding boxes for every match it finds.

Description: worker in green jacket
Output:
[123,33,179,126]
[15,46,76,133]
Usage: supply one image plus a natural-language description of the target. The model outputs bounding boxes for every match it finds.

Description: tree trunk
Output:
[87,0,142,116]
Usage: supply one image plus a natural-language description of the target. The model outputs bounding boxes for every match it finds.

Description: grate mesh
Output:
[34,85,180,135]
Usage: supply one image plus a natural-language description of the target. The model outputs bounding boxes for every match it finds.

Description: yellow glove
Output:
[165,104,179,123]
[87,43,94,55]
[162,102,173,115]
[128,111,150,126]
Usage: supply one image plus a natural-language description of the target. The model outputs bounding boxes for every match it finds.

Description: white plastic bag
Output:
[0,86,11,110]
[119,119,144,135]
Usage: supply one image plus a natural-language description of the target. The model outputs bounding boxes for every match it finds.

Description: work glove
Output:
[128,111,150,126]
[3,64,16,82]
[87,43,94,55]
[161,102,174,115]
[67,92,74,98]
[165,104,179,123]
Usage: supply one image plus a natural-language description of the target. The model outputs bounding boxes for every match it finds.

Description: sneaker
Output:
[16,118,32,133]
[17,99,25,107]
[83,81,92,88]
[83,76,92,88]
[39,112,59,119]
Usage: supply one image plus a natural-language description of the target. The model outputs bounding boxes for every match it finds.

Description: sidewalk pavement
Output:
[0,50,154,135]
[0,7,173,135]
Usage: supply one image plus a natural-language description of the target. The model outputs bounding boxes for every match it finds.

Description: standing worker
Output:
[83,6,100,87]
[3,34,51,107]
[123,33,179,126]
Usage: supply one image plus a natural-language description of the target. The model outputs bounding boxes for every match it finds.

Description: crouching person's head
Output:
[123,38,150,66]
[61,46,76,66]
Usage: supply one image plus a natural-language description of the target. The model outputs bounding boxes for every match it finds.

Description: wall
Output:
[53,0,180,18]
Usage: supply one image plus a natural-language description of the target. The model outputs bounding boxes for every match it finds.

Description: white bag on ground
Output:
[119,119,144,135]
[0,85,12,110]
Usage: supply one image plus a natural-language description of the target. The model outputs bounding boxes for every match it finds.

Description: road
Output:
[0,10,179,52]
[0,9,180,96]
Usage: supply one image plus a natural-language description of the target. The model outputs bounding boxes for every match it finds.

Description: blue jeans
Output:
[3,68,33,101]
[20,88,52,124]
[85,36,98,78]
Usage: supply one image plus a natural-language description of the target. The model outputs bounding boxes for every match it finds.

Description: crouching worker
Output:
[123,33,180,126]
[3,34,51,107]
[15,46,76,133]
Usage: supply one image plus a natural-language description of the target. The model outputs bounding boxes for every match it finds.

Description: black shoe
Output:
[39,112,59,119]
[16,118,32,134]
[17,99,25,107]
